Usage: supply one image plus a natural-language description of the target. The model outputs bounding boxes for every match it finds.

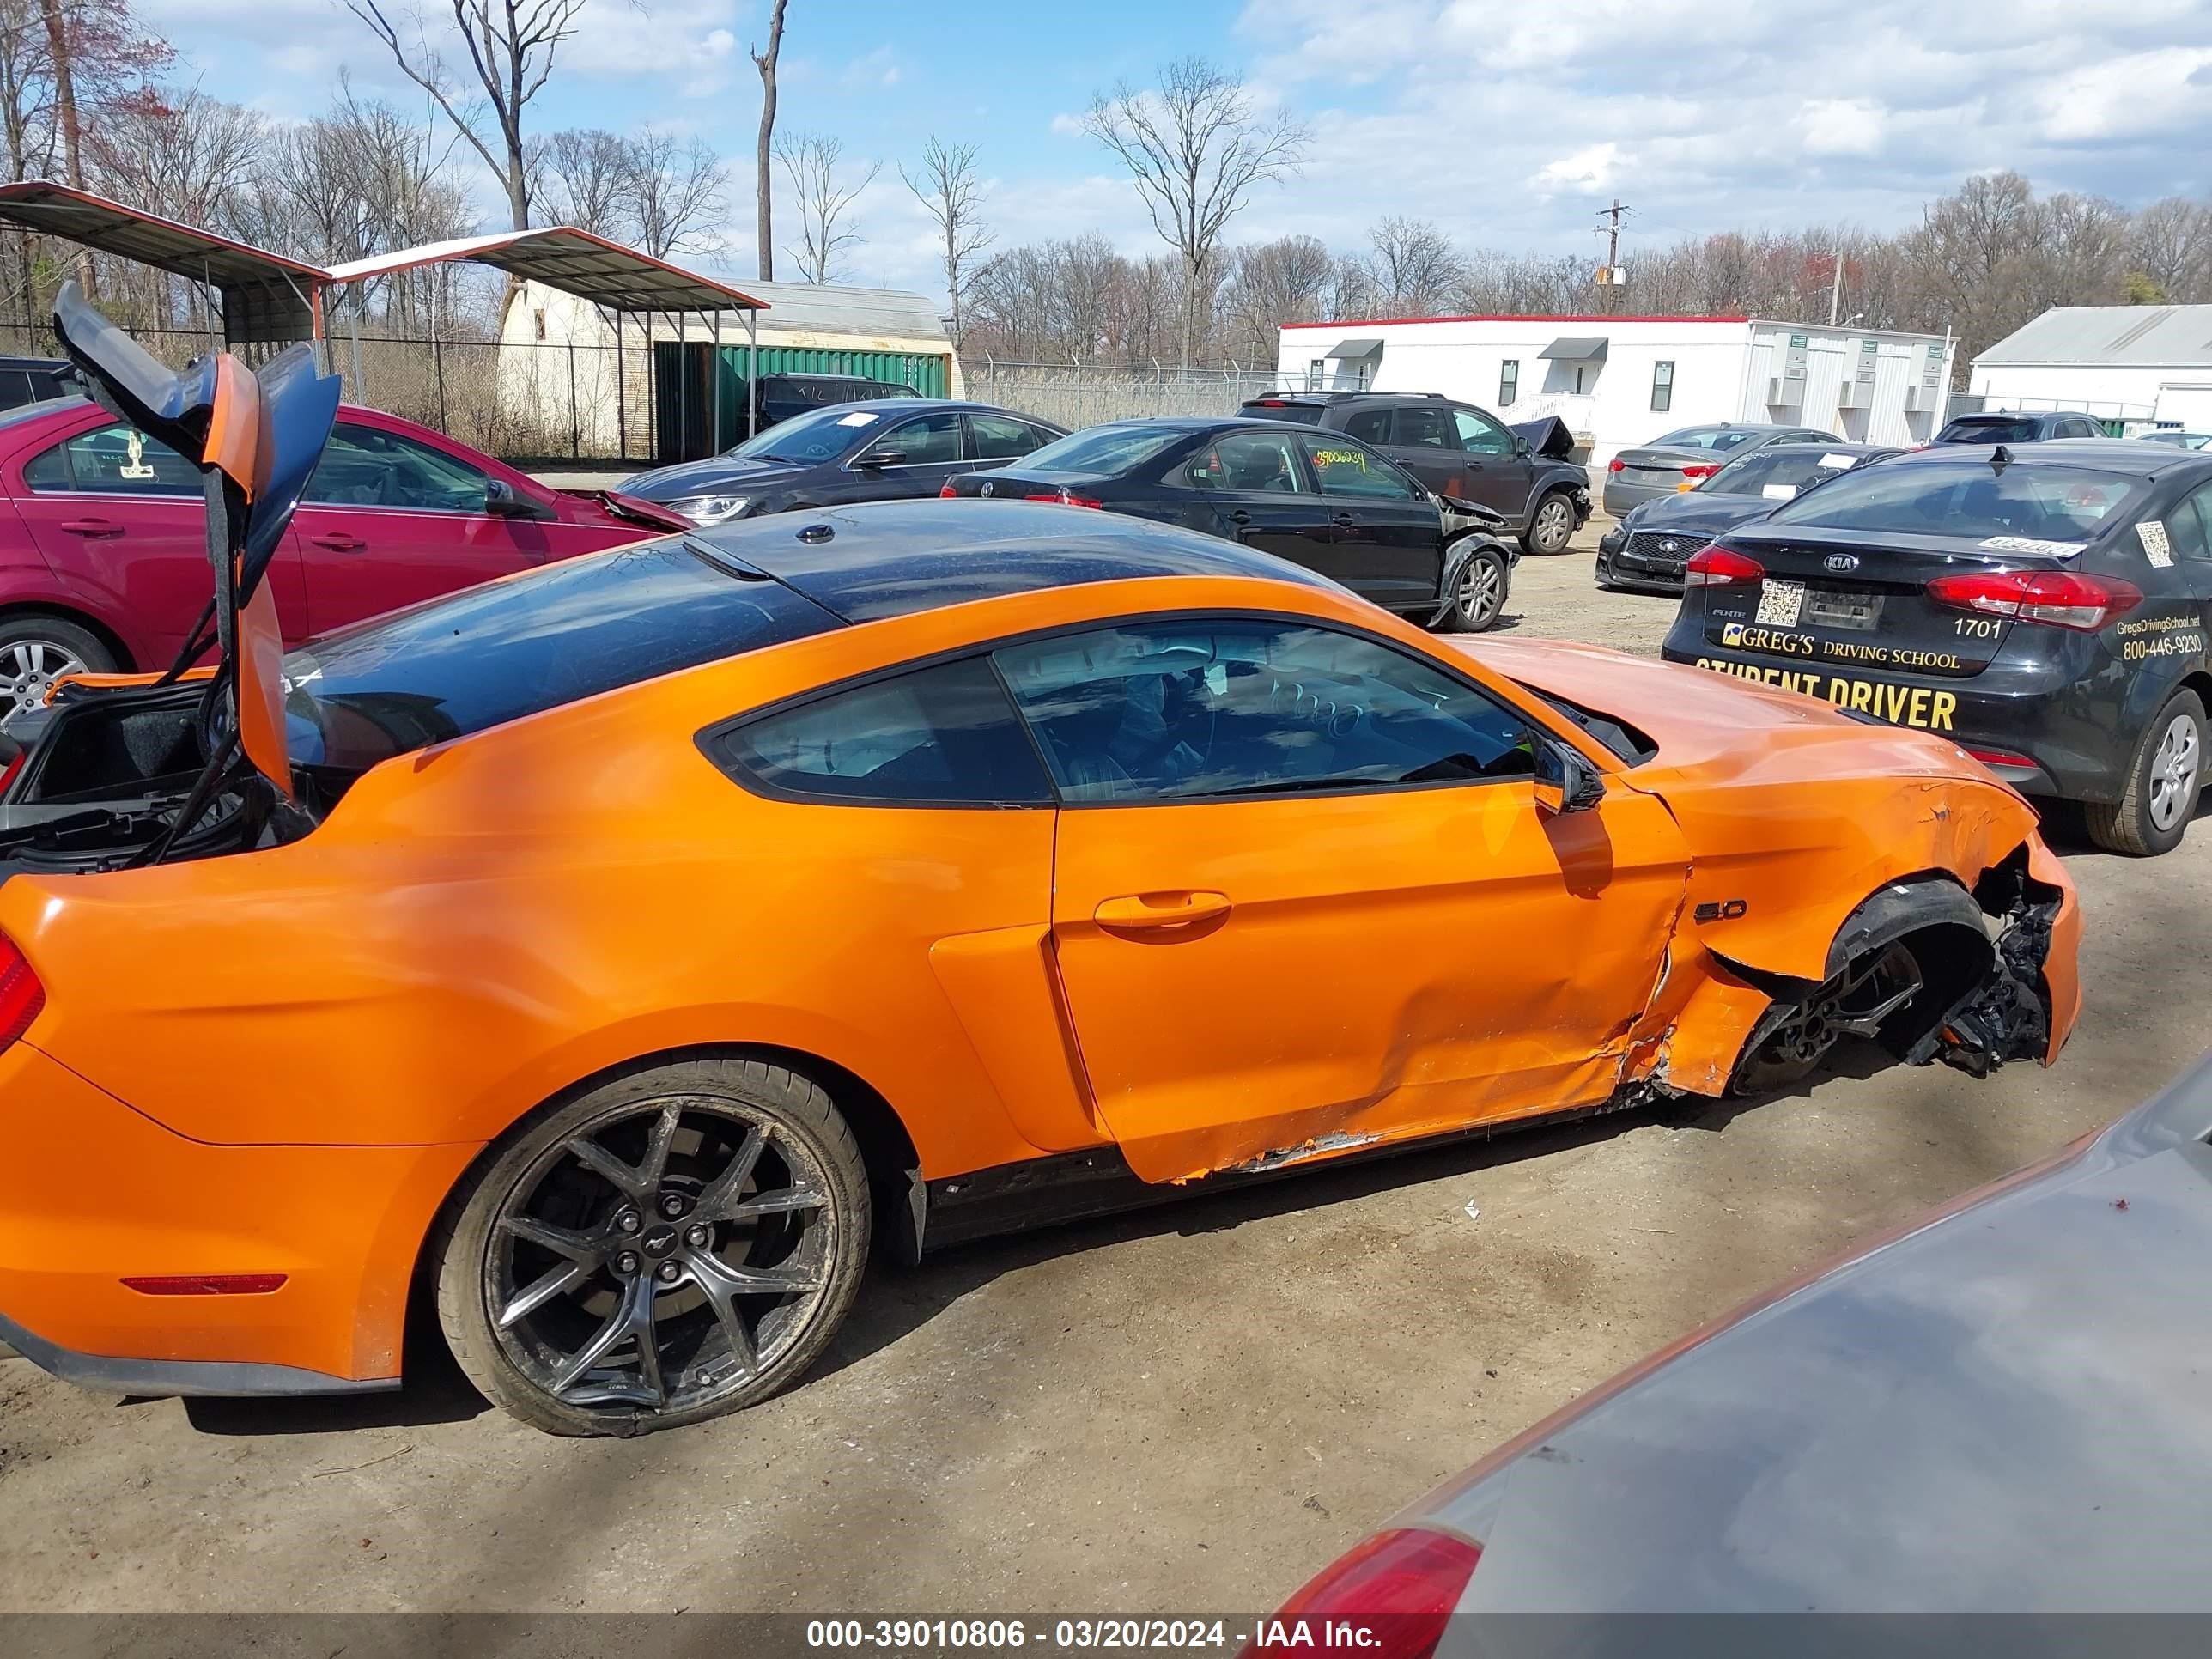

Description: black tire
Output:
[1439,544,1510,633]
[2084,690,2204,857]
[0,613,118,720]
[1729,939,1925,1097]
[1521,489,1577,556]
[434,1055,870,1437]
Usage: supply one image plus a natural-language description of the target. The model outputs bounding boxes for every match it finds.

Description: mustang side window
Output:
[994,620,1538,804]
[715,657,1053,806]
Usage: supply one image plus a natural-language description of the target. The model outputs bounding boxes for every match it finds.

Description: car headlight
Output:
[665,495,751,524]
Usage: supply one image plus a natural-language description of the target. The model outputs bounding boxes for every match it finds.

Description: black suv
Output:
[1937,410,2108,444]
[0,356,75,410]
[1241,391,1591,555]
[750,373,921,434]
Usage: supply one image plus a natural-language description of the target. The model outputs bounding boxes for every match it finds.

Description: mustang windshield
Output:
[281,538,840,774]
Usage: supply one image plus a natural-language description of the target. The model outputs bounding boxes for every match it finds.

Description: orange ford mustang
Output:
[0,502,2079,1435]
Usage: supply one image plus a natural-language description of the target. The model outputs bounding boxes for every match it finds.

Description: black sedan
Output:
[1256,1052,2212,1625]
[618,399,1066,525]
[943,417,1522,631]
[1596,441,1896,592]
[1662,439,2212,854]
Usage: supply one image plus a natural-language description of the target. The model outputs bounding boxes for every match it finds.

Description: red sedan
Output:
[0,395,684,713]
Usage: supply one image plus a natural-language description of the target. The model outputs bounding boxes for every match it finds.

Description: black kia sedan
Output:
[1597,441,1896,592]
[942,417,1522,630]
[618,399,1066,525]
[1661,440,2212,854]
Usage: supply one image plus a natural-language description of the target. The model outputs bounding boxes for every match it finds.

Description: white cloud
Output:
[1535,143,1623,196]
[1800,100,1886,158]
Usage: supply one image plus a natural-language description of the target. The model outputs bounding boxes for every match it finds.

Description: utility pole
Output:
[1595,198,1631,314]
[1828,244,1845,326]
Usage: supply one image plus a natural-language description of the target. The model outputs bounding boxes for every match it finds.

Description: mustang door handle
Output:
[57,517,121,537]
[1093,890,1231,931]
[308,532,367,551]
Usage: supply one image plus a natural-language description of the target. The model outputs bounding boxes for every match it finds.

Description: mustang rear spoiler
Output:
[48,283,341,810]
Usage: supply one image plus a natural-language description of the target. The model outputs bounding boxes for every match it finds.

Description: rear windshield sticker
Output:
[1756,578,1806,627]
[1761,483,1798,500]
[2137,520,2173,568]
[1817,453,1856,469]
[836,411,880,426]
[1978,535,2084,556]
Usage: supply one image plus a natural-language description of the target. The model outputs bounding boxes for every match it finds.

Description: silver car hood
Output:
[1410,1061,2212,1615]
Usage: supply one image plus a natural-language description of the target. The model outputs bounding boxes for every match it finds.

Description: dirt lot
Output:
[4,514,2209,1615]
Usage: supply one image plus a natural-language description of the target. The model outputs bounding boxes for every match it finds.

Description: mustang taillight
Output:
[1680,462,1721,478]
[1927,569,2142,632]
[1242,1529,1482,1659]
[1684,544,1765,587]
[0,931,45,1052]
[1024,489,1103,509]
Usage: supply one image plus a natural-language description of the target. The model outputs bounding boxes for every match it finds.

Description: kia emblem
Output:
[1824,552,1859,573]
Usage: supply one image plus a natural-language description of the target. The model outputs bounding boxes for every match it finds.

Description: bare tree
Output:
[1083,56,1309,368]
[775,129,877,284]
[538,127,629,236]
[749,0,786,281]
[623,127,726,259]
[2128,197,2212,303]
[901,135,988,348]
[344,0,586,233]
[1218,234,1332,361]
[1366,216,1462,313]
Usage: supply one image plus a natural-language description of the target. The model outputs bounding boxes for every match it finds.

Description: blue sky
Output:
[141,0,2212,301]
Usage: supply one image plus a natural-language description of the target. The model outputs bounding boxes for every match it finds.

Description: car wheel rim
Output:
[483,1095,841,1417]
[1460,561,1502,623]
[1534,499,1571,550]
[3,639,87,717]
[2148,713,2201,833]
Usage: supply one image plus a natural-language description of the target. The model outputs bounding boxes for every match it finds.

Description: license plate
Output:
[1806,587,1883,631]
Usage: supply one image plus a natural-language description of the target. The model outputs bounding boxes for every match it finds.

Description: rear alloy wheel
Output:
[0,616,118,719]
[1731,941,1924,1096]
[435,1058,869,1436]
[2085,690,2204,857]
[1441,545,1509,633]
[1522,491,1577,556]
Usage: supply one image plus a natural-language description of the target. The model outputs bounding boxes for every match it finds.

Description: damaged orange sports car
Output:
[0,292,2078,1436]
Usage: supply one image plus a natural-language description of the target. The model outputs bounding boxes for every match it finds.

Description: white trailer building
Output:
[1969,306,2212,433]
[1275,314,1957,469]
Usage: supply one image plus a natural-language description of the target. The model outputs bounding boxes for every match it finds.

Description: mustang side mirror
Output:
[1533,736,1607,817]
[858,447,908,470]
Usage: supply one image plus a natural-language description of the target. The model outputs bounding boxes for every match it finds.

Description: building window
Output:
[533,308,547,342]
[1308,358,1324,391]
[1498,359,1518,405]
[1574,363,1591,394]
[1650,360,1674,412]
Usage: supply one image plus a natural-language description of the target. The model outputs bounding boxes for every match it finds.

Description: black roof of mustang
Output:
[688,497,1340,624]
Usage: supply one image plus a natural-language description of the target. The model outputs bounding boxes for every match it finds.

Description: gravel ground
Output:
[3,510,2208,1616]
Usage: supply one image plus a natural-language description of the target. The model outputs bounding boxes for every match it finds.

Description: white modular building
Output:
[1969,306,2212,433]
[1275,314,1957,469]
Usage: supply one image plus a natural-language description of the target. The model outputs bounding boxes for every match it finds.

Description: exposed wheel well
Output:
[0,602,134,670]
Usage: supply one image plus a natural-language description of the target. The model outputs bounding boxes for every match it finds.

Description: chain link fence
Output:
[959,360,1288,429]
[2,316,662,465]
